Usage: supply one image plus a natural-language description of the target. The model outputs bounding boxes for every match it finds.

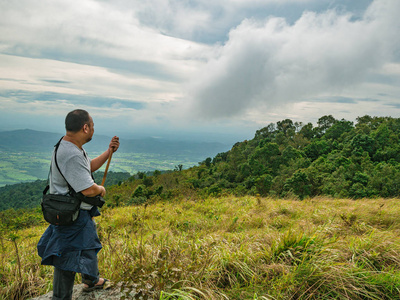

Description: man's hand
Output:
[109,136,120,153]
[91,136,120,173]
[99,185,106,197]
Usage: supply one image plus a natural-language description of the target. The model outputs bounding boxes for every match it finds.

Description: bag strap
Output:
[43,168,51,195]
[53,136,77,196]
[43,138,62,195]
[42,137,78,197]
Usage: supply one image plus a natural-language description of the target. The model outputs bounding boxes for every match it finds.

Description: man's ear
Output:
[83,124,89,133]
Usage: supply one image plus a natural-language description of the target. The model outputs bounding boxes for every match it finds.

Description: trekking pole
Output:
[101,149,113,186]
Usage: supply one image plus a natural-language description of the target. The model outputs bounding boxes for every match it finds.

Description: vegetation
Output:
[0,152,51,186]
[2,115,400,299]
[0,171,131,211]
[5,114,400,210]
[1,196,400,299]
[99,115,400,209]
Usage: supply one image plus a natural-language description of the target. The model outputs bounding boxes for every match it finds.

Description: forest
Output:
[104,114,400,207]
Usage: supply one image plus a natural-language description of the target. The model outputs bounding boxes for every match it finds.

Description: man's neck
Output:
[63,133,84,149]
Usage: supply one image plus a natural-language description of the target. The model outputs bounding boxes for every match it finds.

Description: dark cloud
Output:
[312,97,357,104]
[385,102,400,109]
[0,78,27,83]
[41,79,71,84]
[1,90,145,110]
[310,97,380,104]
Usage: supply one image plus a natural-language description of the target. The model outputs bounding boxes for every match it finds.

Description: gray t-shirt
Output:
[49,139,94,210]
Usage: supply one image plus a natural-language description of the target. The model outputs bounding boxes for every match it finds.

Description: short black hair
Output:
[65,109,90,133]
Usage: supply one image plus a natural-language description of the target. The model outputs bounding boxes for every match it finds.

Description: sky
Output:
[1,0,400,144]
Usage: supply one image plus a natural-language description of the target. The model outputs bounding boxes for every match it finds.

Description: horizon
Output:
[1,0,400,142]
[0,112,388,145]
[0,127,243,145]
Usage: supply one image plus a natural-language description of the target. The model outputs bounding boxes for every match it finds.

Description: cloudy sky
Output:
[1,0,399,143]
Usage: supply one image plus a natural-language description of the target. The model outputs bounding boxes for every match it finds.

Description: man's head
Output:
[65,109,94,143]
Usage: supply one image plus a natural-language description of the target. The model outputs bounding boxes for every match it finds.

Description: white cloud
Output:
[187,0,400,119]
[0,0,399,141]
[0,54,180,102]
[0,0,210,78]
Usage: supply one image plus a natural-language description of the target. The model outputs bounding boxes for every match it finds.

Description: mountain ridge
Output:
[0,129,231,156]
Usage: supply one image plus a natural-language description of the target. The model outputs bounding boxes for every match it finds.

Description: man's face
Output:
[85,116,95,143]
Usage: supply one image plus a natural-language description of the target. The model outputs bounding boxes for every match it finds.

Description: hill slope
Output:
[105,115,400,206]
[3,196,400,299]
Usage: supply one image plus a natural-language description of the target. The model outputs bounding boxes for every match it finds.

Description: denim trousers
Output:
[52,250,99,300]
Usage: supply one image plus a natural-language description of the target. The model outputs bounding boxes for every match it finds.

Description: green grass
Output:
[0,152,52,186]
[108,153,200,174]
[1,197,400,299]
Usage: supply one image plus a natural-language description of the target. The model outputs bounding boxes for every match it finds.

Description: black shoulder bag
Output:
[41,137,105,226]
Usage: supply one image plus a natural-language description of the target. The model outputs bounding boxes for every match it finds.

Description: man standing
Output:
[37,109,120,300]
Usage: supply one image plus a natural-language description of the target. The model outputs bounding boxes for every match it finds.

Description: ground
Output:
[29,282,149,300]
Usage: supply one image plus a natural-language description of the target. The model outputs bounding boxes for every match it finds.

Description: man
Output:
[37,109,120,300]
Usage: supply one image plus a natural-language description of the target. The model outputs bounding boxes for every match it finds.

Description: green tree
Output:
[318,115,337,132]
[324,119,354,141]
[284,170,311,200]
[276,119,295,137]
[299,123,314,140]
[249,143,281,175]
[255,174,273,196]
[282,146,303,165]
[304,140,330,161]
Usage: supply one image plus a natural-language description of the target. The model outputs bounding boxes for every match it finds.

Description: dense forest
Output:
[2,115,400,213]
[105,115,400,207]
[202,115,400,199]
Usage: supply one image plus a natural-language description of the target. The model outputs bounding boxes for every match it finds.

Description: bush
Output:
[132,185,148,198]
[128,196,148,206]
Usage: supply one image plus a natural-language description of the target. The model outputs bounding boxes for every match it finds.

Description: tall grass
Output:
[1,196,400,299]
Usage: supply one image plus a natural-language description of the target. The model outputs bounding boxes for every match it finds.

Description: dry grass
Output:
[1,196,400,299]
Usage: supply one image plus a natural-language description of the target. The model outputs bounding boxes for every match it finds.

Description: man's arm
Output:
[81,183,106,197]
[91,136,119,173]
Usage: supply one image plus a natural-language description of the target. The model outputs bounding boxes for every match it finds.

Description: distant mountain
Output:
[0,129,231,157]
[0,129,61,152]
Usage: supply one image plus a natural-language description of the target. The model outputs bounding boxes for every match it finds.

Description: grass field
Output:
[0,151,200,187]
[0,152,51,186]
[1,196,400,299]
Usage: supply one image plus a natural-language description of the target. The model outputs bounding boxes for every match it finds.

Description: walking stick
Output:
[101,149,113,186]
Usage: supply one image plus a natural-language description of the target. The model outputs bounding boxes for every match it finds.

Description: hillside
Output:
[2,114,400,212]
[105,115,400,206]
[2,197,400,299]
